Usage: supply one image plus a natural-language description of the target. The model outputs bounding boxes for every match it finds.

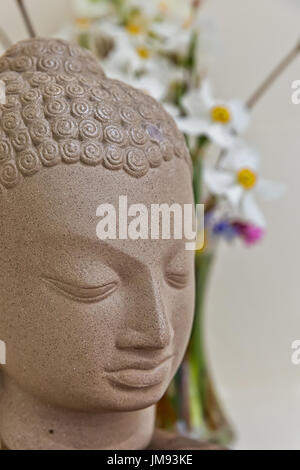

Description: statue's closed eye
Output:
[43,277,118,303]
[165,271,189,289]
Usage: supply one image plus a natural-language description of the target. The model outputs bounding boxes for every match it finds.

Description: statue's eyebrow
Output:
[40,231,189,276]
[41,231,150,268]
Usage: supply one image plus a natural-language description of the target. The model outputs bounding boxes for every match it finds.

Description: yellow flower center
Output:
[211,106,231,124]
[126,23,143,35]
[136,46,151,60]
[237,168,257,189]
[75,17,90,29]
[183,18,193,29]
[159,2,169,12]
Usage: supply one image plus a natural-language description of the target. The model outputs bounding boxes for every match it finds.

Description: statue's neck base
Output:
[0,377,155,450]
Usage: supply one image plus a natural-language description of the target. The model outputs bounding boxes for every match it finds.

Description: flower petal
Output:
[206,125,237,149]
[222,144,260,171]
[132,76,166,101]
[229,100,250,133]
[181,89,206,118]
[241,193,266,228]
[176,117,210,136]
[150,59,184,86]
[204,168,235,195]
[128,0,159,17]
[151,21,178,38]
[200,79,215,108]
[158,27,192,54]
[226,184,244,207]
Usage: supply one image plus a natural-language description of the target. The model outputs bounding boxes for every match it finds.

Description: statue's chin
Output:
[76,382,169,413]
[10,376,169,414]
[100,387,168,413]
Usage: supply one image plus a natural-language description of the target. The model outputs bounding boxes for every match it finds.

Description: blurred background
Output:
[0,0,299,450]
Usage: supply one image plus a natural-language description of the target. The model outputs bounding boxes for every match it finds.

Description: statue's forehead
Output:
[1,166,193,279]
[34,227,191,271]
[8,158,192,216]
[1,161,193,258]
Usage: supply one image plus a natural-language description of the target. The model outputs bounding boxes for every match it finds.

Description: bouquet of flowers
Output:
[71,0,298,443]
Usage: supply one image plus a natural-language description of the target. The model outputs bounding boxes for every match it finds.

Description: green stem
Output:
[192,151,202,205]
[188,252,214,429]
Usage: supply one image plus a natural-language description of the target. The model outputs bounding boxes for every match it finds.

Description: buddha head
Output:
[0,39,195,445]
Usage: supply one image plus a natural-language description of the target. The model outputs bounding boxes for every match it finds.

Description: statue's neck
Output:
[0,376,155,450]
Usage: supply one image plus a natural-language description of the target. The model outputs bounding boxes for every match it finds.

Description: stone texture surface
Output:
[0,38,191,194]
[0,38,195,450]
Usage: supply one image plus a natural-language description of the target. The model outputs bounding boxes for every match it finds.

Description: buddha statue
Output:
[0,38,219,450]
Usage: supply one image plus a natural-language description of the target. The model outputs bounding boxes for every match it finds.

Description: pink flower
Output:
[233,222,265,245]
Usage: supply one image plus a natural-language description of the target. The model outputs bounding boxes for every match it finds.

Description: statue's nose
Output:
[116,271,174,351]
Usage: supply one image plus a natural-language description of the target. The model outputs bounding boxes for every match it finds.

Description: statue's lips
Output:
[105,356,174,389]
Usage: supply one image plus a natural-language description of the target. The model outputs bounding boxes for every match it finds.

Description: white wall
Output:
[0,0,71,46]
[202,0,300,450]
[0,0,299,450]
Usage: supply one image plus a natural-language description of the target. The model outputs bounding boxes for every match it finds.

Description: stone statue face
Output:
[0,38,195,414]
[0,161,194,412]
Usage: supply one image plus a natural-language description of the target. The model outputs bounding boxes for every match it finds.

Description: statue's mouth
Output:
[105,355,174,389]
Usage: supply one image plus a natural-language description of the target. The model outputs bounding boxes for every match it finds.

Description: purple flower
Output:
[233,222,265,245]
[212,220,238,241]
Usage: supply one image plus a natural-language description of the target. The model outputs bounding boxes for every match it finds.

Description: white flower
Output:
[204,144,285,227]
[107,68,167,101]
[136,59,184,100]
[151,20,193,56]
[154,0,191,19]
[176,79,250,148]
[0,80,5,105]
[130,75,166,101]
[73,0,115,18]
[127,0,191,19]
[163,102,181,118]
[102,20,184,101]
[99,19,158,77]
[126,0,162,17]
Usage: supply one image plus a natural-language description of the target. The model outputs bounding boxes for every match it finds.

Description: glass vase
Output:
[156,150,234,446]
